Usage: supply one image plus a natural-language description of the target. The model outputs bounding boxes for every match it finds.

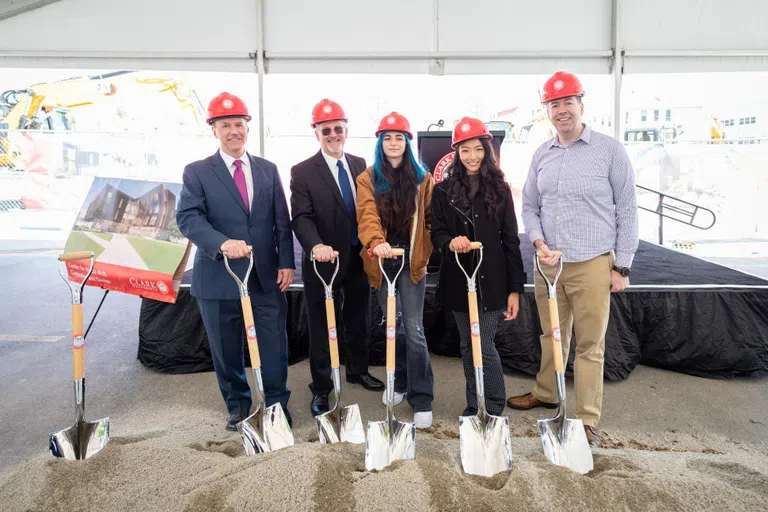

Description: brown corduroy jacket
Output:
[355,167,434,290]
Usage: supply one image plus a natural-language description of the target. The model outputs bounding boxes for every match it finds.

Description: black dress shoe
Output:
[346,372,385,391]
[311,393,330,416]
[461,406,477,417]
[226,412,249,432]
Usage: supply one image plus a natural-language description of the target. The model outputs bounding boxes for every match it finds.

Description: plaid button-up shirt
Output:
[522,125,639,268]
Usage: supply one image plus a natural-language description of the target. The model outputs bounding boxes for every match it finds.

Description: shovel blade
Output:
[364,418,415,471]
[49,417,110,460]
[317,404,365,445]
[538,417,594,474]
[238,403,294,455]
[459,413,513,477]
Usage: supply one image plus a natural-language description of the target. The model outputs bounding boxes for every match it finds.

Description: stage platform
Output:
[138,234,768,381]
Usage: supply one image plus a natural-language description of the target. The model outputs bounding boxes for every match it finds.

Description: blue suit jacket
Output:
[176,151,295,300]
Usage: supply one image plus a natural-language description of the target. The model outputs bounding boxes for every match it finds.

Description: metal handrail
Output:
[635,184,717,245]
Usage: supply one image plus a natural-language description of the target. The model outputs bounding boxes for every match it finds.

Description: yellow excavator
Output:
[0,70,207,169]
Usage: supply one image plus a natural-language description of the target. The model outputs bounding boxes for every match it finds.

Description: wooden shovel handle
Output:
[548,298,565,372]
[241,296,261,368]
[386,295,396,371]
[390,248,405,256]
[59,251,93,262]
[467,291,483,368]
[326,298,339,368]
[72,304,85,379]
[469,242,482,250]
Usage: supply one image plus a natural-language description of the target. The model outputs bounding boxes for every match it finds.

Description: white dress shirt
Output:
[321,150,356,202]
[219,149,254,208]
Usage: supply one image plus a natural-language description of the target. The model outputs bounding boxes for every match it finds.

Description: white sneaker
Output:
[414,411,433,429]
[382,391,406,406]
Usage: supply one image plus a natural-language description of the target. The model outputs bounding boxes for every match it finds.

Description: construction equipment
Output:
[312,251,365,445]
[0,70,207,170]
[457,242,513,477]
[223,248,294,455]
[365,248,415,471]
[50,251,110,460]
[535,252,593,475]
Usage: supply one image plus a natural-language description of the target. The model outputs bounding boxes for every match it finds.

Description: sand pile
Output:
[2,404,768,512]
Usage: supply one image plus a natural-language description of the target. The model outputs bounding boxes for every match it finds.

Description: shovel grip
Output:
[468,291,483,368]
[469,242,482,250]
[548,297,565,372]
[72,304,85,379]
[390,248,405,256]
[241,296,261,369]
[59,251,93,262]
[326,298,339,368]
[386,295,396,371]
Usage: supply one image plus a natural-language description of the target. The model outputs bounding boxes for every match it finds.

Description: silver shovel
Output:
[535,252,593,474]
[457,242,513,477]
[223,248,294,455]
[365,248,415,470]
[50,251,110,460]
[312,251,365,445]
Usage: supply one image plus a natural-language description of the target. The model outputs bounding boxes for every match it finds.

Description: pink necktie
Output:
[233,159,250,214]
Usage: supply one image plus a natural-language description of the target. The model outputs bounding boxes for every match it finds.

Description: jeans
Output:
[376,251,434,412]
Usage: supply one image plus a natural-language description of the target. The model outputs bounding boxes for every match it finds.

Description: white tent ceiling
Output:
[0,0,766,74]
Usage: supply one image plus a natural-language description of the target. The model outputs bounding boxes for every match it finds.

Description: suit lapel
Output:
[248,154,264,216]
[211,152,249,215]
[315,151,347,211]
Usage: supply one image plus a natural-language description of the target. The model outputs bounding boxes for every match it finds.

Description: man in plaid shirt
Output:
[507,72,639,448]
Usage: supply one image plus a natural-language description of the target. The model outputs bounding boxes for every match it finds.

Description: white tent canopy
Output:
[1,0,766,144]
[1,0,766,74]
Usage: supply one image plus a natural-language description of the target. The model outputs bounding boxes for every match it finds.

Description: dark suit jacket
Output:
[290,150,366,282]
[177,151,294,300]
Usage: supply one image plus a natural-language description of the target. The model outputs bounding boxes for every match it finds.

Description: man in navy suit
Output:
[290,99,383,417]
[177,92,295,431]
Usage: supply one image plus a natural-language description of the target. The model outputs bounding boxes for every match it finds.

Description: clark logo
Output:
[157,281,169,294]
[471,322,480,336]
[247,326,256,339]
[552,328,561,341]
[129,278,158,291]
[433,152,454,184]
[386,326,396,340]
[73,335,84,349]
[329,327,337,340]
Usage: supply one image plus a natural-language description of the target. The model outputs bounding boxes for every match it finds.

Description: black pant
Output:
[303,246,371,396]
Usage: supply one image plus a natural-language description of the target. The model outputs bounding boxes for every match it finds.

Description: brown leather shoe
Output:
[584,425,600,447]
[506,392,558,410]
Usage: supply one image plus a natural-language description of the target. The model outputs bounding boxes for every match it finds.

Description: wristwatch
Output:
[612,265,631,277]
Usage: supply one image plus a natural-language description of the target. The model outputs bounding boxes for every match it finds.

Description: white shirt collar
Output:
[321,150,347,172]
[219,149,250,176]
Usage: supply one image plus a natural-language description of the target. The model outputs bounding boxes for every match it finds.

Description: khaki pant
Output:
[531,253,612,427]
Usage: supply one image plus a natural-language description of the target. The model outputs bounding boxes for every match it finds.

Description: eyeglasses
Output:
[320,126,345,136]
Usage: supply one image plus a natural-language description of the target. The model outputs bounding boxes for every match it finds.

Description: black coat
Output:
[290,150,367,283]
[431,179,527,313]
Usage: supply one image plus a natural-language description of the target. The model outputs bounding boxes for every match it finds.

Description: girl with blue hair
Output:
[356,112,435,429]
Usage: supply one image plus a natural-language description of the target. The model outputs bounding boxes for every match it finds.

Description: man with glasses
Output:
[290,99,384,417]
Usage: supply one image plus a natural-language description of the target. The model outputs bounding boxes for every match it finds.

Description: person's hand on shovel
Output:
[373,242,395,259]
[220,239,250,259]
[449,236,472,253]
[534,240,562,266]
[503,292,519,321]
[312,244,337,263]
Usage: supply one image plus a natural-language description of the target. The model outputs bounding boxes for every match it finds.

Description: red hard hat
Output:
[452,116,492,149]
[540,71,585,103]
[311,99,347,127]
[206,92,251,125]
[375,111,413,140]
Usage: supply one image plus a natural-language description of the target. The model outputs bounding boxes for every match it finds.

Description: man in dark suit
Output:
[177,92,295,431]
[290,98,384,416]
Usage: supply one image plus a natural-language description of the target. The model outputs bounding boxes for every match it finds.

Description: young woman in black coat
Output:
[431,117,527,416]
